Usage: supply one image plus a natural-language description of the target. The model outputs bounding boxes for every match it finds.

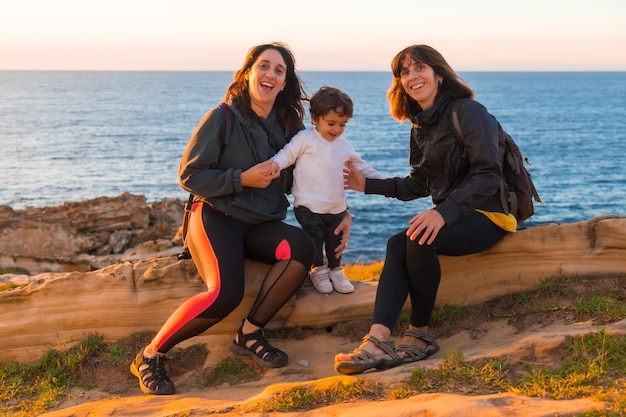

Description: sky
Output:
[1,0,625,72]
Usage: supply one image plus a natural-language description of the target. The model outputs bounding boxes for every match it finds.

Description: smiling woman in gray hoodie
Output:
[130,42,352,396]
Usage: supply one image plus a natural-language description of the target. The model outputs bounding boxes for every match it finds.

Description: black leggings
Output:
[372,212,509,330]
[152,202,315,353]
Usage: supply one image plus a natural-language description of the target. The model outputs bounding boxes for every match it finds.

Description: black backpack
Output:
[451,100,542,228]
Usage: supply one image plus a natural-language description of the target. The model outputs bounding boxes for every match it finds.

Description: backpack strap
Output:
[176,193,196,260]
[177,103,231,260]
[450,100,463,144]
[450,100,510,216]
[217,102,231,151]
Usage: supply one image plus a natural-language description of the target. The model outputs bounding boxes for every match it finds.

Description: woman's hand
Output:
[334,210,352,257]
[343,161,365,192]
[241,159,280,188]
[406,209,446,245]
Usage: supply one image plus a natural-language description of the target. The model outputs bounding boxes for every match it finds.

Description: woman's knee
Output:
[198,289,244,319]
[288,230,315,267]
[275,227,315,267]
[386,231,407,252]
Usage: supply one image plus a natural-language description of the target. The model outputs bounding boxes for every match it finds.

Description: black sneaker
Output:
[130,349,175,395]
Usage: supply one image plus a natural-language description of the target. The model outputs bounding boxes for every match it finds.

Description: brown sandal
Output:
[334,335,403,375]
[395,329,439,363]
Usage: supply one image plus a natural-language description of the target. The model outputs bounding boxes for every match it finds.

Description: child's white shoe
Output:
[310,266,333,294]
[328,267,355,294]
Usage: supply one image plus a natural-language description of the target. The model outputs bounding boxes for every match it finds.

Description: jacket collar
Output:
[411,95,453,126]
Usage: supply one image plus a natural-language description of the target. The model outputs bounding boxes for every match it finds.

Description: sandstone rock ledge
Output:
[0,194,624,362]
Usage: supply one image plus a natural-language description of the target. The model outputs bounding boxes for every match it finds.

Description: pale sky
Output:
[1,0,625,71]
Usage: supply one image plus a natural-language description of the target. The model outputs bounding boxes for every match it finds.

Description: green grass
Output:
[209,357,258,385]
[235,379,382,413]
[1,270,625,416]
[0,267,31,292]
[404,330,626,416]
[0,334,105,416]
[575,294,626,322]
[0,267,30,276]
[431,304,468,323]
[105,342,133,367]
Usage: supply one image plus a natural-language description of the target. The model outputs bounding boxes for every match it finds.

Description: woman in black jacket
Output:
[335,44,515,375]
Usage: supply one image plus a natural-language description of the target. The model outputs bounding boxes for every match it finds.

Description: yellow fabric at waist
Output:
[476,209,517,233]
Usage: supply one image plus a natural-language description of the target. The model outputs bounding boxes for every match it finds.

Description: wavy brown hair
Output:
[309,86,354,120]
[224,42,308,134]
[387,44,474,122]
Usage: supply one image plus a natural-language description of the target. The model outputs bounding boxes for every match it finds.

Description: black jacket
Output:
[365,95,506,226]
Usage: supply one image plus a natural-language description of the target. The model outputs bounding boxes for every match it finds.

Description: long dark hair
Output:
[387,44,474,121]
[224,42,307,133]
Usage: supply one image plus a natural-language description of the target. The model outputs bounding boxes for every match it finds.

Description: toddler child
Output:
[266,86,384,294]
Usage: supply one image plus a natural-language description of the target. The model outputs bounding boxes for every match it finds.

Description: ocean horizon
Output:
[1,70,625,263]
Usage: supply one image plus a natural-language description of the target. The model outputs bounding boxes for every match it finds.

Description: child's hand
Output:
[242,158,280,188]
[258,158,280,176]
[269,161,280,176]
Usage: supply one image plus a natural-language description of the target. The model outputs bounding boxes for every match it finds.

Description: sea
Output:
[1,71,625,264]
